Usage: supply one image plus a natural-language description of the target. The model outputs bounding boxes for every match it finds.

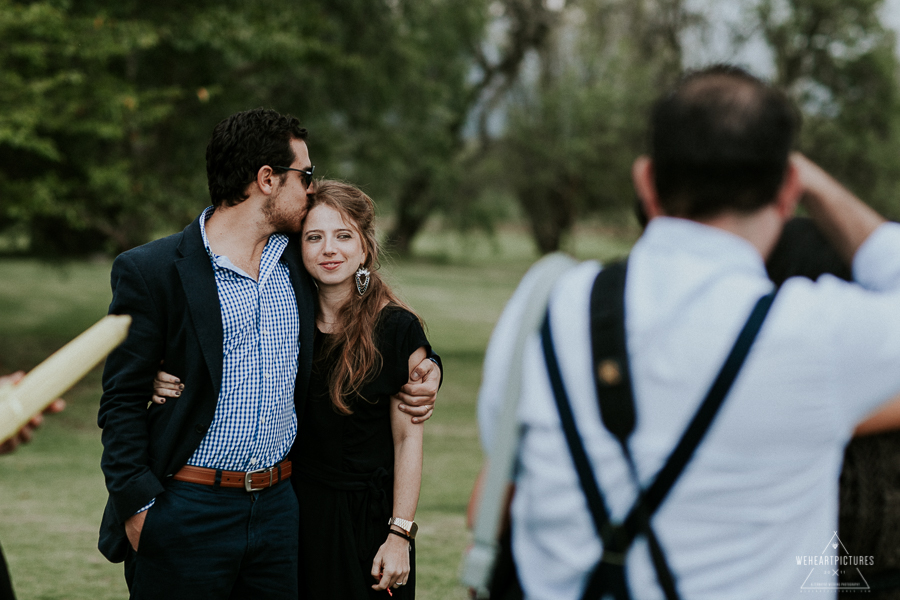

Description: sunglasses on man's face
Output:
[273,165,315,188]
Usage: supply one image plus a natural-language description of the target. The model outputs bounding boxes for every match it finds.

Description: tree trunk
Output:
[386,173,432,256]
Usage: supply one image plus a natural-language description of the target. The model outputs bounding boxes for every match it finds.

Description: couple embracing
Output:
[98,108,440,599]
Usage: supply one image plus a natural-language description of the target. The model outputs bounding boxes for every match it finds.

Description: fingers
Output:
[155,371,181,384]
[394,399,430,416]
[16,426,34,445]
[0,398,64,454]
[409,358,435,383]
[0,371,26,387]
[395,380,438,406]
[400,365,439,400]
[371,539,411,590]
[394,399,433,424]
[153,370,183,403]
[154,380,182,393]
[397,381,432,400]
[394,389,435,424]
[411,406,434,424]
[370,552,385,588]
[153,386,181,398]
[0,438,18,455]
[125,510,147,552]
[381,565,411,590]
[44,399,66,415]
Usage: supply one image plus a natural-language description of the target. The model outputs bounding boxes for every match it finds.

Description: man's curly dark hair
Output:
[206,108,308,208]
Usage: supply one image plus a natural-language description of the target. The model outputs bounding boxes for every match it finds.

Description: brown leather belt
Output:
[173,460,292,492]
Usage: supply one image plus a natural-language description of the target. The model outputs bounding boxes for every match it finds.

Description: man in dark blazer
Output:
[98,108,440,599]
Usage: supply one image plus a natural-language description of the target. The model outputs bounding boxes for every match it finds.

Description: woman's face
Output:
[301,203,366,292]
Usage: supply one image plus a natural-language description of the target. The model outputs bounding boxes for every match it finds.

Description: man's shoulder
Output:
[114,219,201,268]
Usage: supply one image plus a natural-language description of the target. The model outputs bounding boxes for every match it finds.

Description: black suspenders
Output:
[540,262,777,600]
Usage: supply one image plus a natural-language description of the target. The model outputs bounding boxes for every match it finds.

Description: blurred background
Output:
[3,0,900,258]
[1,0,899,598]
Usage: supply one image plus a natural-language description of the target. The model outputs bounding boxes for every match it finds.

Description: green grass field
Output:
[0,224,636,599]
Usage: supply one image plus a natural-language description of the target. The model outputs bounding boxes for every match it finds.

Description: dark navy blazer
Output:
[97,216,316,562]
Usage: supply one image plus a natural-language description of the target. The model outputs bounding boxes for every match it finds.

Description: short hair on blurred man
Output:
[650,64,800,219]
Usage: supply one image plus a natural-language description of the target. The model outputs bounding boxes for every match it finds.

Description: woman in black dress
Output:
[153,180,429,598]
[291,180,427,598]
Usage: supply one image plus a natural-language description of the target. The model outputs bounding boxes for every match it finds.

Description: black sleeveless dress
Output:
[292,307,429,600]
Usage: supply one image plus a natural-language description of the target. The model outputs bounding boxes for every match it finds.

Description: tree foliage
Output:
[495,0,698,252]
[0,0,490,255]
[2,0,900,257]
[759,0,900,219]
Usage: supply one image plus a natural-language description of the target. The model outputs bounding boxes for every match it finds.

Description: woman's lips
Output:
[319,261,342,271]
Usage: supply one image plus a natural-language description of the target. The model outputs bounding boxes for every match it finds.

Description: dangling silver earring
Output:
[355,266,370,296]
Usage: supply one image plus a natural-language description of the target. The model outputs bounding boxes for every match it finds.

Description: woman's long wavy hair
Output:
[308,180,420,414]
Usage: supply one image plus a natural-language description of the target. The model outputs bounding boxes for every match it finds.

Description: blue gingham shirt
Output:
[137,207,300,513]
[188,206,300,470]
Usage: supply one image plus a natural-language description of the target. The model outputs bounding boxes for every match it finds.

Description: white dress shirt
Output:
[479,217,900,600]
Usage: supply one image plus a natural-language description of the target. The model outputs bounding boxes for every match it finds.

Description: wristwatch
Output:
[388,517,418,539]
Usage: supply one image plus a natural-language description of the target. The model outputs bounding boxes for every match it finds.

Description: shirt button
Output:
[249,457,258,466]
[260,417,266,425]
[263,373,271,380]
[262,329,269,335]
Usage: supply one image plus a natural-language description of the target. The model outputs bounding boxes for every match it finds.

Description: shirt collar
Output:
[638,216,768,278]
[198,206,290,283]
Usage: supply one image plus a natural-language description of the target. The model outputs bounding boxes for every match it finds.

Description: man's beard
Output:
[263,188,306,233]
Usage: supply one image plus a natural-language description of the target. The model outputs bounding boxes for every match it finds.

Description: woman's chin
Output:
[314,276,353,293]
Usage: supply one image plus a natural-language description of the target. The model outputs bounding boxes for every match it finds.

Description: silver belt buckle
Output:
[244,466,274,492]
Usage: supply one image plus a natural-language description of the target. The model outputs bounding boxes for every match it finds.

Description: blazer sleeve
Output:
[98,252,167,524]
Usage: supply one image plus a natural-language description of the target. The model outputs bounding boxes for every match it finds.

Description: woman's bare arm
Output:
[371,346,427,592]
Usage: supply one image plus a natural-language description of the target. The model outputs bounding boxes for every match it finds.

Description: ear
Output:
[632,156,664,220]
[255,165,279,196]
[774,162,801,220]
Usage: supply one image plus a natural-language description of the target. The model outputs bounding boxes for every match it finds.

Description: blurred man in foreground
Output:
[0,371,65,600]
[478,65,900,599]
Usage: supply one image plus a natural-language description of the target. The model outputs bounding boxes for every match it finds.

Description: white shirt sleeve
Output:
[477,265,549,453]
[825,222,900,425]
[853,222,900,291]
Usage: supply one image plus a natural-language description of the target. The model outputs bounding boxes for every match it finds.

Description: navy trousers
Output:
[124,479,298,600]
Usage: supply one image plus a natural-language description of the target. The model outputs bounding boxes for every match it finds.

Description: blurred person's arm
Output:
[467,464,514,531]
[792,153,886,264]
[855,395,900,436]
[0,371,66,454]
[794,154,900,435]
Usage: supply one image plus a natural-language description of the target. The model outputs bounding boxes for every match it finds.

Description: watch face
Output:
[409,522,418,539]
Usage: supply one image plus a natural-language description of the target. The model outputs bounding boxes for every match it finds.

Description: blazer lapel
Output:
[175,217,224,395]
[283,236,316,406]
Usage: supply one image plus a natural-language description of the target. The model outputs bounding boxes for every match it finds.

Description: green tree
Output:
[496,0,696,252]
[383,0,564,254]
[0,1,175,255]
[758,0,900,218]
[0,0,494,256]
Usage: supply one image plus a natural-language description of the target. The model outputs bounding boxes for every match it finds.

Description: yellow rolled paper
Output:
[0,314,131,445]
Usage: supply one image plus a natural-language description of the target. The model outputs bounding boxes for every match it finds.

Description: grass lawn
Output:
[0,224,636,599]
